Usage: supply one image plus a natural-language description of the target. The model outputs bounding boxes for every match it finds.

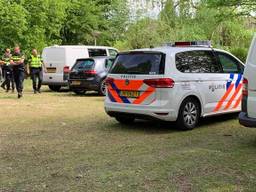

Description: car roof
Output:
[129,46,214,54]
[45,45,117,50]
[121,46,244,64]
[76,56,114,62]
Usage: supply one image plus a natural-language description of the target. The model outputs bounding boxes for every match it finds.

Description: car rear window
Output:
[72,59,95,71]
[110,52,165,75]
[88,49,107,57]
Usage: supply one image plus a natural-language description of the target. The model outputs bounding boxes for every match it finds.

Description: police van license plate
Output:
[71,81,81,85]
[120,91,140,98]
[46,67,56,73]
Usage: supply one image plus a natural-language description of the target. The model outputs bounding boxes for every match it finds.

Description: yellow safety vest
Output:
[30,55,42,68]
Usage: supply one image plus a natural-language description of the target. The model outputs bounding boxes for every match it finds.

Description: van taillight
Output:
[242,78,248,97]
[84,70,97,75]
[63,66,70,73]
[143,78,175,88]
[105,77,114,86]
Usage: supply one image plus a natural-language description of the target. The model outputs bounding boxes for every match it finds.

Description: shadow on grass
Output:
[199,113,239,127]
[109,119,178,134]
[107,113,239,134]
[56,92,103,98]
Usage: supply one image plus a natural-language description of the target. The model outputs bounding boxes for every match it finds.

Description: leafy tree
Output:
[60,0,101,45]
[0,0,27,51]
[206,0,256,17]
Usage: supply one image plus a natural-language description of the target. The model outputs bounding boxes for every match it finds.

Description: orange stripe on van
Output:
[224,83,242,110]
[233,95,242,109]
[108,87,123,103]
[114,79,144,91]
[133,87,155,104]
[214,84,235,112]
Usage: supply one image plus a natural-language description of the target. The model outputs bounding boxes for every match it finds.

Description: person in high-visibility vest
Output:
[10,46,25,98]
[27,49,46,94]
[0,48,15,92]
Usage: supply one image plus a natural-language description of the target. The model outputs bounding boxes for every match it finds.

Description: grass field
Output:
[1,80,256,192]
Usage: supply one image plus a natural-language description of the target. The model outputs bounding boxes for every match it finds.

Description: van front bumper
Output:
[239,112,256,128]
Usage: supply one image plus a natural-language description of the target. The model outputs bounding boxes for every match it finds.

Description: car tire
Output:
[176,97,200,130]
[115,116,135,124]
[48,85,61,92]
[73,90,86,95]
[98,79,106,96]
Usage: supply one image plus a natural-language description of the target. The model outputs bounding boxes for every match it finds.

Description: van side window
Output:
[105,58,115,70]
[217,52,241,73]
[108,49,118,57]
[176,51,221,73]
[88,49,107,57]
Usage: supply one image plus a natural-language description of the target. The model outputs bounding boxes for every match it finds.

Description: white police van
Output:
[239,35,256,127]
[105,41,244,130]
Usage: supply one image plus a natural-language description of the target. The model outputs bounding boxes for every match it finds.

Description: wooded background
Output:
[0,0,255,61]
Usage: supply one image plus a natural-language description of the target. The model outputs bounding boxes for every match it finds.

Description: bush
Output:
[229,47,248,63]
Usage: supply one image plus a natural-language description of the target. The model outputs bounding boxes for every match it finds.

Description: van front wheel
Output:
[176,98,200,130]
[48,85,61,92]
[98,79,106,96]
[73,90,86,95]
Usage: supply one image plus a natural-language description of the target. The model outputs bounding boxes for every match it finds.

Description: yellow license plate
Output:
[46,67,56,73]
[71,81,81,85]
[120,91,140,98]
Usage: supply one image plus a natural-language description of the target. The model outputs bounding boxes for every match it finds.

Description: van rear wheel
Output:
[115,116,135,124]
[176,98,200,130]
[48,85,61,92]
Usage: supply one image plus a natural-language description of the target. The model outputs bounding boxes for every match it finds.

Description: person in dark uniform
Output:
[0,48,15,92]
[27,49,45,93]
[10,46,25,98]
[0,48,11,90]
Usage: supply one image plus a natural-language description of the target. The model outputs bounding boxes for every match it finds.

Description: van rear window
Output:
[88,49,107,57]
[110,52,165,75]
[72,59,94,71]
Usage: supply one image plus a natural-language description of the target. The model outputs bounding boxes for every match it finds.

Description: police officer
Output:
[10,46,25,98]
[27,49,45,93]
[0,48,11,89]
[0,48,15,92]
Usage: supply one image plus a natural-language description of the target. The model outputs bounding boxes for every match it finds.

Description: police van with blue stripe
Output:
[105,41,244,130]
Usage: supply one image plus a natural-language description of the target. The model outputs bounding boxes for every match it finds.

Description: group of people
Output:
[0,46,46,98]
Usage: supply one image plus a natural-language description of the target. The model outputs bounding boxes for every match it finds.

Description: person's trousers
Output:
[1,68,7,88]
[13,70,24,93]
[5,70,15,91]
[31,68,43,91]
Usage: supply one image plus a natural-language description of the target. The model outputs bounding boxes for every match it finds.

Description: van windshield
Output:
[110,52,165,75]
[72,59,95,71]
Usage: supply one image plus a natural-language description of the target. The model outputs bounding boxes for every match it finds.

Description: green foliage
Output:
[229,47,249,63]
[0,0,129,53]
[120,0,255,60]
[61,0,101,45]
[0,1,27,50]
[0,0,254,58]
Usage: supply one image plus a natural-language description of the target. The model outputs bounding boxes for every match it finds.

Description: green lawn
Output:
[0,80,256,192]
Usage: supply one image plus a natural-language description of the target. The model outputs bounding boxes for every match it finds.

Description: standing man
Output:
[10,46,25,98]
[27,49,45,94]
[0,48,12,89]
[0,48,14,92]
